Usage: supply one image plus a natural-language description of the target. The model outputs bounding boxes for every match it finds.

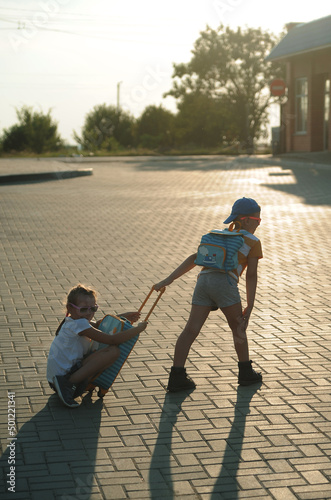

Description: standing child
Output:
[47,284,147,408]
[154,197,263,392]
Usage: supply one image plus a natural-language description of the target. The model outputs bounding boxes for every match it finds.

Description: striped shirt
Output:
[200,231,263,282]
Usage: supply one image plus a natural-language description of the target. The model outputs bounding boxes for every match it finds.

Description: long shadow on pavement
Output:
[211,383,262,499]
[0,392,102,499]
[134,156,331,207]
[148,384,261,500]
[149,391,194,499]
[149,384,261,500]
[134,157,252,172]
[264,165,331,206]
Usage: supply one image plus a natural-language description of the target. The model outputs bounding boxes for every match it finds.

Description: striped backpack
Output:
[194,228,247,272]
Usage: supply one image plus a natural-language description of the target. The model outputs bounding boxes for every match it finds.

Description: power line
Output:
[0,15,191,45]
[0,7,181,28]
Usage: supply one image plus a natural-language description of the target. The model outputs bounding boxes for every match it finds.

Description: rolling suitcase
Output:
[87,287,165,398]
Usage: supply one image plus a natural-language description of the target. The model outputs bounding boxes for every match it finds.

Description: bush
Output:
[1,106,63,154]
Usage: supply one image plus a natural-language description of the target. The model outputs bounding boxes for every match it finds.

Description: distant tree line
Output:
[0,26,284,155]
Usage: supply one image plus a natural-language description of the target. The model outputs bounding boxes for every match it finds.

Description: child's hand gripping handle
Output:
[138,286,166,322]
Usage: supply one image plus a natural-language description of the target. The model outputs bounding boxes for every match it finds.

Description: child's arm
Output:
[154,253,197,291]
[92,312,141,328]
[117,311,141,323]
[78,322,148,345]
[242,256,259,322]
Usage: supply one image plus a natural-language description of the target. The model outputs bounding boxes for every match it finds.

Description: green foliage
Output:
[174,92,237,147]
[136,105,175,149]
[74,104,135,152]
[0,26,284,156]
[1,106,63,154]
[166,25,284,150]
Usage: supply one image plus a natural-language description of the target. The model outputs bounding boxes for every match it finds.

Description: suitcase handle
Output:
[138,287,165,322]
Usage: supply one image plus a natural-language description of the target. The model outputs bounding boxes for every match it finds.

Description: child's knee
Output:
[182,324,200,339]
[232,323,247,345]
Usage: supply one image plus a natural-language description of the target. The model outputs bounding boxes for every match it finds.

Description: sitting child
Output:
[47,284,147,408]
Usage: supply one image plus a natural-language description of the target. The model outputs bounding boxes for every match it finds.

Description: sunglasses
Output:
[240,216,261,224]
[68,303,99,314]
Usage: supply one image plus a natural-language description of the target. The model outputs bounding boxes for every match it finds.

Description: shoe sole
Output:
[53,378,80,408]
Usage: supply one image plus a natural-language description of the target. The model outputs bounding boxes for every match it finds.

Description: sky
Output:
[1,0,330,144]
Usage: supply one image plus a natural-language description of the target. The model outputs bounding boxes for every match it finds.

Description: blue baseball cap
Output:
[223,197,260,224]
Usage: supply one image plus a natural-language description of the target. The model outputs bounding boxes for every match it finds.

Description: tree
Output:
[173,92,236,148]
[165,25,284,151]
[74,104,135,152]
[1,106,63,154]
[136,105,175,149]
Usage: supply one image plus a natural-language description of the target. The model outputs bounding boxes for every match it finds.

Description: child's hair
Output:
[66,284,98,306]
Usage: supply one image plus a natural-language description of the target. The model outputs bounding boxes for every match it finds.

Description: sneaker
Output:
[167,367,196,392]
[53,375,80,408]
[73,379,89,398]
[238,360,262,386]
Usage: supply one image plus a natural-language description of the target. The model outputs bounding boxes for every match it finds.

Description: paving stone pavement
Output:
[0,156,330,500]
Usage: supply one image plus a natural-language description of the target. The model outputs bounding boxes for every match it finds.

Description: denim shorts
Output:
[192,271,241,309]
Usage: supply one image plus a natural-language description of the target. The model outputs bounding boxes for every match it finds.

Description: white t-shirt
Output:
[47,317,93,383]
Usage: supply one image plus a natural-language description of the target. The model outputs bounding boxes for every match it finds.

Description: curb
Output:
[0,168,93,184]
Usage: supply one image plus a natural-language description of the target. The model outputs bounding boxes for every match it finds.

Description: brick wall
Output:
[282,48,331,152]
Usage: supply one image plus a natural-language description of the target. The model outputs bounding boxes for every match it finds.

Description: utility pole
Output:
[117,81,122,112]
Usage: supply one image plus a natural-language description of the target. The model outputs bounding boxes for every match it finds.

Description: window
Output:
[295,78,308,133]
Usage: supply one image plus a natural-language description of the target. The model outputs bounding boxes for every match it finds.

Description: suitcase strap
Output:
[138,287,165,322]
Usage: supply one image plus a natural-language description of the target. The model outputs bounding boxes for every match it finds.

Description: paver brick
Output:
[1,156,331,499]
[268,487,298,500]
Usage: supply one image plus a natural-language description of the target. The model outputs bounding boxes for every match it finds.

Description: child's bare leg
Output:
[68,346,120,385]
[222,302,262,385]
[221,302,249,362]
[167,305,210,392]
[173,305,211,366]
